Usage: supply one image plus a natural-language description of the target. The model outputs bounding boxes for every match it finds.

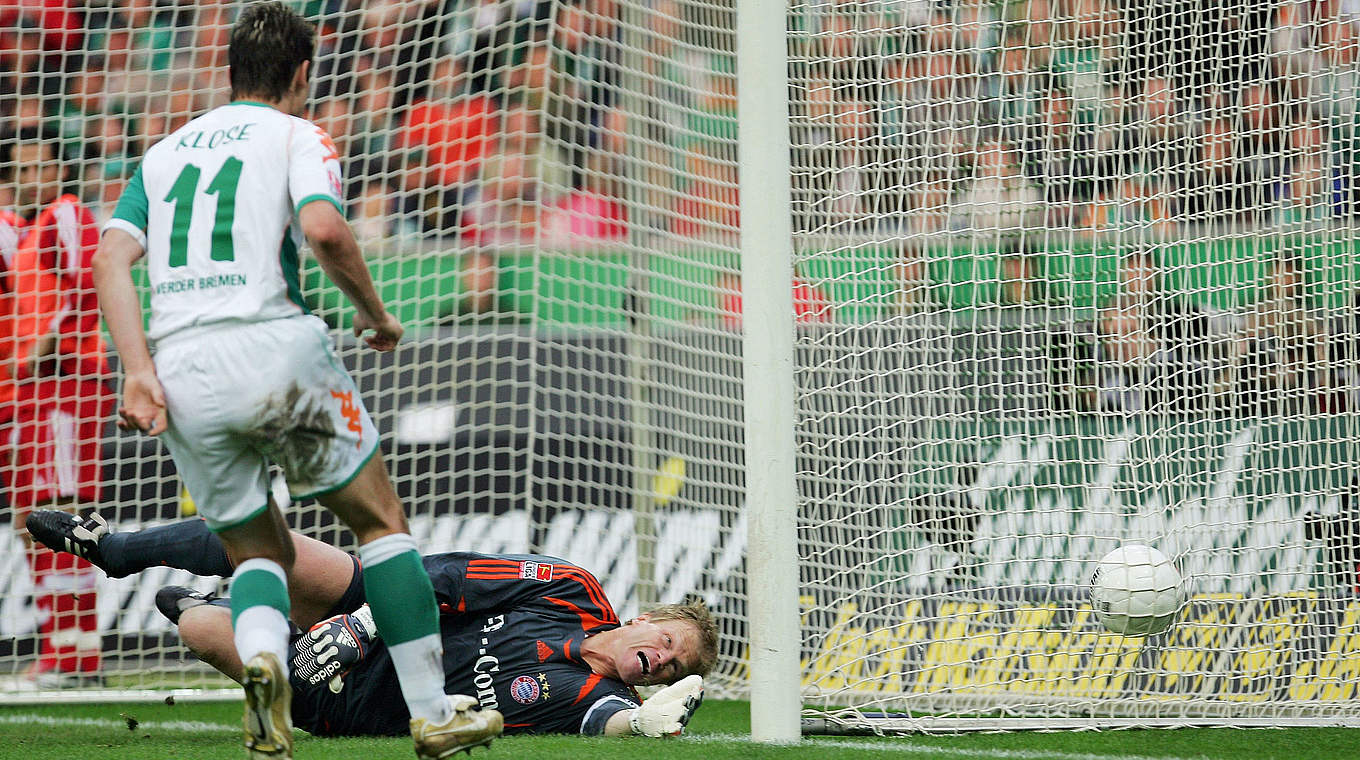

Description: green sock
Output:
[229,559,291,676]
[229,560,291,625]
[360,546,438,644]
[357,534,448,722]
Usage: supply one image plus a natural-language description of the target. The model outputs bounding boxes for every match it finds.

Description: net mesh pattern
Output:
[789,0,1360,727]
[0,0,1355,726]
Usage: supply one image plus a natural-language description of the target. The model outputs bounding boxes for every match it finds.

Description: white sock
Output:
[233,606,291,681]
[355,532,417,566]
[388,634,452,723]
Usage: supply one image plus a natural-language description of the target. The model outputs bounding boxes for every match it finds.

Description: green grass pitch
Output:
[0,699,1355,760]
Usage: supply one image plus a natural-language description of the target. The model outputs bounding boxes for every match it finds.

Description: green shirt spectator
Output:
[86,3,178,74]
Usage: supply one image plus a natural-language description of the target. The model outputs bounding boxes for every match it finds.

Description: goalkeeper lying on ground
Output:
[27,510,714,738]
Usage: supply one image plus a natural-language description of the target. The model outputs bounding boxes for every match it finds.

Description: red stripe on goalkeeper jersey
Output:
[467,559,523,571]
[467,560,614,614]
[554,568,617,624]
[465,559,618,624]
[544,596,615,633]
[574,674,605,705]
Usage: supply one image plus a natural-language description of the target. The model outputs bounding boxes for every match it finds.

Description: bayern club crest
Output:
[510,675,541,704]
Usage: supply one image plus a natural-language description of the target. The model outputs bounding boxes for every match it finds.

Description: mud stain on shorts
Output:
[244,382,337,485]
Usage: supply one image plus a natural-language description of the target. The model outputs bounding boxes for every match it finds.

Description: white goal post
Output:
[1,0,1359,738]
[736,0,801,743]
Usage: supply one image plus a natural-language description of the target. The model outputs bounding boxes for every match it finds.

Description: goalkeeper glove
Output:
[290,604,378,694]
[628,674,704,737]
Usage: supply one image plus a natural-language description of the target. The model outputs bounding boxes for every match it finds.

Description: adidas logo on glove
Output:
[289,605,379,694]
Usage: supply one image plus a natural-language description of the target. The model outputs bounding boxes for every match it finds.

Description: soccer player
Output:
[0,125,116,687]
[27,510,713,738]
[90,3,495,758]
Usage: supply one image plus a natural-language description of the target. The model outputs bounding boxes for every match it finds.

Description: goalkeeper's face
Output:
[612,615,700,687]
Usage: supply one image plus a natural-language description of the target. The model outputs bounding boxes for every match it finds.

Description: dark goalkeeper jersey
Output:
[291,552,641,737]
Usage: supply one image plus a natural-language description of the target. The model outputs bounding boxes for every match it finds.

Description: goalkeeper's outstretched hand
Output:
[290,605,378,694]
[629,675,704,737]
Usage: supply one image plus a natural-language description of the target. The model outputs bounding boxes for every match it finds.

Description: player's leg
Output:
[178,603,244,682]
[157,341,297,760]
[318,457,503,755]
[177,600,390,740]
[272,318,449,721]
[315,456,450,717]
[26,512,358,627]
[170,584,373,687]
[273,315,500,755]
[213,499,297,659]
[211,503,297,759]
[157,339,296,679]
[28,511,233,578]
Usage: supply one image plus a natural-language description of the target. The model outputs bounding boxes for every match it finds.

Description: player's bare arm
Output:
[298,201,402,351]
[91,228,166,435]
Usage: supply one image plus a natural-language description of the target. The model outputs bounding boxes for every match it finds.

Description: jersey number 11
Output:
[163,156,243,267]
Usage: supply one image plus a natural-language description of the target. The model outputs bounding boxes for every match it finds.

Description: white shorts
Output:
[155,315,380,532]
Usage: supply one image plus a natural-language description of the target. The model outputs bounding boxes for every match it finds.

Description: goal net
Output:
[0,0,750,700]
[0,0,1356,733]
[787,0,1360,732]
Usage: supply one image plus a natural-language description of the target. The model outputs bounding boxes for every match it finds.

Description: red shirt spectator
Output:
[0,209,27,422]
[672,185,739,238]
[9,194,112,411]
[717,273,833,330]
[0,2,83,53]
[541,190,627,244]
[394,95,499,188]
[2,126,111,684]
[0,190,115,516]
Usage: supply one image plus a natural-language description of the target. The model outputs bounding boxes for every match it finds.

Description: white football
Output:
[1089,544,1185,636]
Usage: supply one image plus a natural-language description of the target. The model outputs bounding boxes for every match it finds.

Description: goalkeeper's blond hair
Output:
[642,599,719,677]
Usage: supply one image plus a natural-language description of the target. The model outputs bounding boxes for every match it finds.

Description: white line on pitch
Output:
[0,713,236,733]
[688,733,1184,760]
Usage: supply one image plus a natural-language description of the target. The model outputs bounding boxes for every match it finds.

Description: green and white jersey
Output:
[104,101,344,341]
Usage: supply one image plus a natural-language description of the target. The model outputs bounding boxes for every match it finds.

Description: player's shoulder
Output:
[281,110,321,130]
[461,553,591,581]
[279,111,333,144]
[534,660,637,705]
[0,210,23,258]
[144,104,296,162]
[428,551,575,567]
[423,552,608,599]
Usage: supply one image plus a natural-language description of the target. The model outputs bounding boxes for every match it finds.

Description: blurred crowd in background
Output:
[8,0,1360,414]
[8,1,1360,244]
[1,0,640,245]
[793,0,1360,235]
